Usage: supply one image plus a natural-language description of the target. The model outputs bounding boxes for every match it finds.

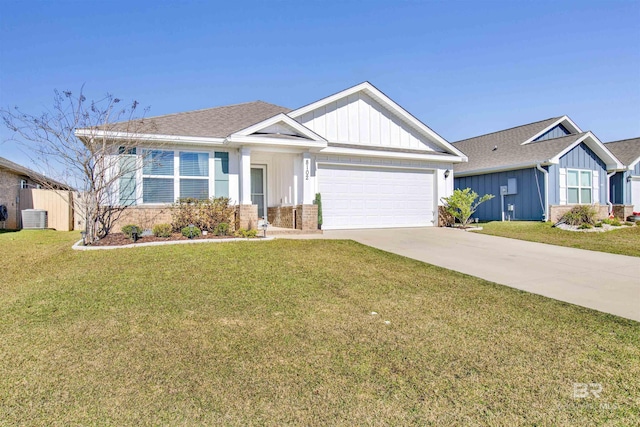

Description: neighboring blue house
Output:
[605,137,640,216]
[452,116,623,222]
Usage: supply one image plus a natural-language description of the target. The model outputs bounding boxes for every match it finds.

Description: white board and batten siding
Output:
[297,92,443,152]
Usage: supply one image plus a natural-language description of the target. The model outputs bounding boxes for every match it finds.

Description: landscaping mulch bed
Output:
[90,232,237,247]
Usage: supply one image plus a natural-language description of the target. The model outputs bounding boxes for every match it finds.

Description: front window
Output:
[567,169,592,204]
[142,150,174,203]
[179,152,209,199]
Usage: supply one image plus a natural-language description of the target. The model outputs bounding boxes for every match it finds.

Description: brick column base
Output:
[295,204,318,231]
[549,204,609,223]
[239,204,258,230]
[612,205,634,221]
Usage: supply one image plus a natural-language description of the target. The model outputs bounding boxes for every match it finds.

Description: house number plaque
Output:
[305,159,310,180]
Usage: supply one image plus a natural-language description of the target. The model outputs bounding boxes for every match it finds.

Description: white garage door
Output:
[632,179,640,212]
[318,164,435,230]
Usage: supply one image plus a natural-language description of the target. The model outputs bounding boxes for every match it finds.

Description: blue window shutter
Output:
[214,152,229,198]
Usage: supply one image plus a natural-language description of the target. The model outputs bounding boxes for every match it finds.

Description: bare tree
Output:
[2,88,155,241]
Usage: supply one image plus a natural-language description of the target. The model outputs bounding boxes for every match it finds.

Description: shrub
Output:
[624,221,635,226]
[601,218,622,226]
[152,223,172,237]
[171,197,235,232]
[235,228,258,238]
[181,225,201,238]
[560,205,598,226]
[215,222,229,236]
[121,224,141,238]
[594,222,603,228]
[314,193,323,228]
[578,223,593,229]
[441,188,494,227]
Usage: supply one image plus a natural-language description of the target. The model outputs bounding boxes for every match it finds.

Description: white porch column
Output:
[240,147,252,204]
[302,152,313,205]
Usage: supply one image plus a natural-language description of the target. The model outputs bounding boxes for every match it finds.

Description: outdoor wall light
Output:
[444,169,450,179]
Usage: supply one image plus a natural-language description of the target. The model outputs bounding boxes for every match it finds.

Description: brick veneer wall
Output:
[295,204,318,231]
[0,169,21,229]
[239,204,258,230]
[612,205,634,221]
[268,206,295,228]
[549,204,609,223]
[114,206,173,232]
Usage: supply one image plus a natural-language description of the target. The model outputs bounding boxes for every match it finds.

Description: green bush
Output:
[181,225,201,238]
[235,228,258,238]
[152,223,172,237]
[441,188,494,227]
[121,224,141,238]
[578,223,593,229]
[314,193,323,228]
[215,222,229,236]
[602,218,622,227]
[171,197,235,232]
[624,221,635,226]
[560,205,598,226]
[594,222,603,228]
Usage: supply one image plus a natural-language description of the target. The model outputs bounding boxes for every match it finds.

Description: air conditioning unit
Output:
[22,209,47,229]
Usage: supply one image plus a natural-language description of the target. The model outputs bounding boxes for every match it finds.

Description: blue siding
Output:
[534,124,570,141]
[610,171,628,205]
[558,142,607,204]
[454,167,547,221]
[611,162,640,205]
[548,164,559,205]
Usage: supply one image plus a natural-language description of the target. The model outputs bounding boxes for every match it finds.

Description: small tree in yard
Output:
[441,188,494,227]
[1,88,153,242]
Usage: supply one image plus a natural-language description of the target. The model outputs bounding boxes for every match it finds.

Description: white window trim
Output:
[567,168,593,205]
[131,148,232,205]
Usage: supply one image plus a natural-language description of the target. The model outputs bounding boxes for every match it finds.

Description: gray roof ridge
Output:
[452,116,563,144]
[136,100,291,122]
[605,136,640,144]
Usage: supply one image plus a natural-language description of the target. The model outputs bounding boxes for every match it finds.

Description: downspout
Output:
[606,171,615,216]
[536,164,549,221]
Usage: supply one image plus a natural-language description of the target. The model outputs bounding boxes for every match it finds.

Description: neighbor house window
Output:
[179,151,209,200]
[142,149,174,203]
[567,169,592,204]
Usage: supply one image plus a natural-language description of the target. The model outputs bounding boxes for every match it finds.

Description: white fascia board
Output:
[287,81,467,159]
[233,113,327,142]
[320,145,466,163]
[454,162,549,177]
[225,135,327,150]
[550,132,624,171]
[521,116,583,145]
[74,129,226,146]
[627,156,640,171]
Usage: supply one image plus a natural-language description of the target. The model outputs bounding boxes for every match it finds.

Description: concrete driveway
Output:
[321,227,640,322]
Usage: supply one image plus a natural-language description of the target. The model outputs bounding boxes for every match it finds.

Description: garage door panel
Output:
[318,164,434,229]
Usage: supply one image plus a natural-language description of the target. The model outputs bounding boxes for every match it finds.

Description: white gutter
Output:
[536,163,549,221]
[607,171,615,215]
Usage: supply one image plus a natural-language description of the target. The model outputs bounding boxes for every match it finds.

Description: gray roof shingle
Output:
[0,157,70,189]
[452,117,585,174]
[110,101,290,138]
[604,137,640,167]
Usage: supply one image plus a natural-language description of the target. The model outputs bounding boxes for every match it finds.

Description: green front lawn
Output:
[475,221,640,257]
[1,231,638,425]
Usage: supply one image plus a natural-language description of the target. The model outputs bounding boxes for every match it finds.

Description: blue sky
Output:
[1,0,638,171]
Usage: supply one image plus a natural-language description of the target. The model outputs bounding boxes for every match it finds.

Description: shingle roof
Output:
[452,117,584,173]
[0,157,71,189]
[604,137,640,166]
[110,101,290,138]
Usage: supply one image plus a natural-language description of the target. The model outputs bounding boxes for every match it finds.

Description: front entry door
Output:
[251,166,267,219]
